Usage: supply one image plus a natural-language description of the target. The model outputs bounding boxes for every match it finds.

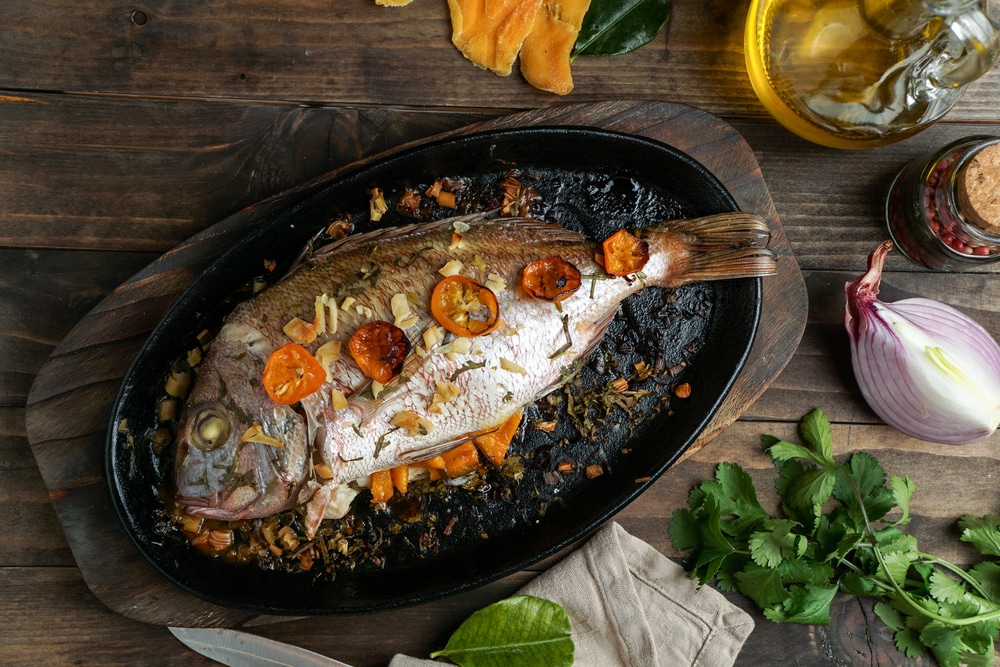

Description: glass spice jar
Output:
[886,135,1000,270]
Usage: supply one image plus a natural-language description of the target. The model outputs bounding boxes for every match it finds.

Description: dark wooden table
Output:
[4,1,1000,665]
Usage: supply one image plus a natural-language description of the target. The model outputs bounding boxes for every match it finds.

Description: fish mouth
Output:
[175,492,255,521]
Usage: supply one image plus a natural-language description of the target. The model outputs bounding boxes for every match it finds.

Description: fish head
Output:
[173,324,312,520]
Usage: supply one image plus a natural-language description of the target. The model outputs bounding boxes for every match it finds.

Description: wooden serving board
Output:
[24,100,807,627]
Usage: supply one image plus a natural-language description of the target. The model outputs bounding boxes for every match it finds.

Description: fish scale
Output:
[174,213,776,536]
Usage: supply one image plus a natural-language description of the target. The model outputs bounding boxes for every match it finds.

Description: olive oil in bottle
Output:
[745,0,999,149]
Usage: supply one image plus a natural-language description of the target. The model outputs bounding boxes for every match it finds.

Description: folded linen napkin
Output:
[390,521,754,667]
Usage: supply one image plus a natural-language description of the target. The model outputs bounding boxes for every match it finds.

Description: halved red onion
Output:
[845,241,1000,445]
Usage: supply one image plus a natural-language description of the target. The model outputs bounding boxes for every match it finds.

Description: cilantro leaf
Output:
[959,515,1000,557]
[763,584,838,624]
[833,452,896,526]
[749,518,806,568]
[667,507,701,552]
[799,408,834,466]
[893,627,926,659]
[765,439,819,464]
[929,569,970,605]
[784,467,836,510]
[735,565,789,608]
[714,462,769,537]
[921,621,970,667]
[689,494,740,586]
[969,561,1000,603]
[672,409,1000,666]
[890,475,915,526]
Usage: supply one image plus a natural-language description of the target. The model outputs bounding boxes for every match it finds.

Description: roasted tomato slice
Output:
[521,256,582,302]
[262,342,326,405]
[348,320,410,383]
[430,275,500,337]
[601,229,650,276]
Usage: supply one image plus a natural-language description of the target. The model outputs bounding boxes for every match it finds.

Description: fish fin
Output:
[309,211,499,261]
[301,481,334,539]
[537,306,619,398]
[645,212,777,286]
[287,220,356,272]
[396,428,499,464]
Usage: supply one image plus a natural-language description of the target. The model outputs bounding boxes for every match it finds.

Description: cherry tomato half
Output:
[601,229,650,276]
[521,256,582,302]
[348,320,410,384]
[262,342,326,405]
[430,275,500,337]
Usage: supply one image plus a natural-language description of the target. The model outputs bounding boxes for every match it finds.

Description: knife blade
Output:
[169,626,355,667]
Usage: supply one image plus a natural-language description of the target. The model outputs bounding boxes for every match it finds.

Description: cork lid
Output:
[957,143,1000,235]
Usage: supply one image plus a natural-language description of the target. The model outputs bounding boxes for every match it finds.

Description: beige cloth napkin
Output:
[390,521,754,667]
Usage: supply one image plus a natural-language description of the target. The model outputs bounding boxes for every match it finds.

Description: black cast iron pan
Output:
[107,126,762,614]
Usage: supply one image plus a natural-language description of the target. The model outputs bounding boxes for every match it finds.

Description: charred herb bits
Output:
[521,256,582,302]
[348,321,411,384]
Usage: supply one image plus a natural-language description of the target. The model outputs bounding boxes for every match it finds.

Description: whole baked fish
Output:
[174,213,776,535]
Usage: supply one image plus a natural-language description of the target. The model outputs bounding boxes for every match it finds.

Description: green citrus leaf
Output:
[573,0,671,58]
[429,595,573,667]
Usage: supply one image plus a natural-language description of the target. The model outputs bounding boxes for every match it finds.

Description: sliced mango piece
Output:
[447,0,544,75]
[520,0,592,95]
[474,409,523,466]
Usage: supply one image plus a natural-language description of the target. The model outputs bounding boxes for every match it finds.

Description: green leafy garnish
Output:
[430,595,573,667]
[669,408,1000,667]
[573,0,671,58]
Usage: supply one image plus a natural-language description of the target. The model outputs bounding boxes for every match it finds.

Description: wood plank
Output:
[733,118,1000,273]
[0,408,73,567]
[2,0,998,120]
[4,91,1000,277]
[0,249,158,405]
[0,93,483,251]
[0,564,927,665]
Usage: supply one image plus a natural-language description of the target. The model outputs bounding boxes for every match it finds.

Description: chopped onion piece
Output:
[438,259,464,277]
[500,357,527,375]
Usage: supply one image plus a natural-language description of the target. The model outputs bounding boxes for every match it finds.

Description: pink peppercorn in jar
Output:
[886,136,1000,270]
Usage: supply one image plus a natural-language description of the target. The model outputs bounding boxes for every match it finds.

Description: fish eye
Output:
[190,408,231,451]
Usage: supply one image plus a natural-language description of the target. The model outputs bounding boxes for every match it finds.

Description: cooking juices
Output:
[886,136,1000,269]
[745,0,999,148]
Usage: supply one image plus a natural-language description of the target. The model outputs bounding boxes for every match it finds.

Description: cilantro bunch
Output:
[668,409,1000,666]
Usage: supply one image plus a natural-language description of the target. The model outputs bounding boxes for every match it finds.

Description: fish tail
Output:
[644,212,778,286]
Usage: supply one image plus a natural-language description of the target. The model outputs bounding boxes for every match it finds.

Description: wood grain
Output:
[2,0,998,119]
[23,100,806,627]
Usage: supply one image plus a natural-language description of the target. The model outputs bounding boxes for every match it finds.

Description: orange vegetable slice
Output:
[262,342,327,405]
[390,465,409,495]
[521,256,582,302]
[474,410,523,466]
[441,441,481,478]
[447,0,543,76]
[370,469,394,504]
[601,229,651,276]
[348,320,411,384]
[430,275,500,337]
[519,0,592,95]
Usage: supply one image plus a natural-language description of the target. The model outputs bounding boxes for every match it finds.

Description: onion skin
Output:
[845,241,1000,445]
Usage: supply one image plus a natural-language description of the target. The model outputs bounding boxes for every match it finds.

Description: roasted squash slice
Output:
[520,0,592,95]
[447,0,543,75]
